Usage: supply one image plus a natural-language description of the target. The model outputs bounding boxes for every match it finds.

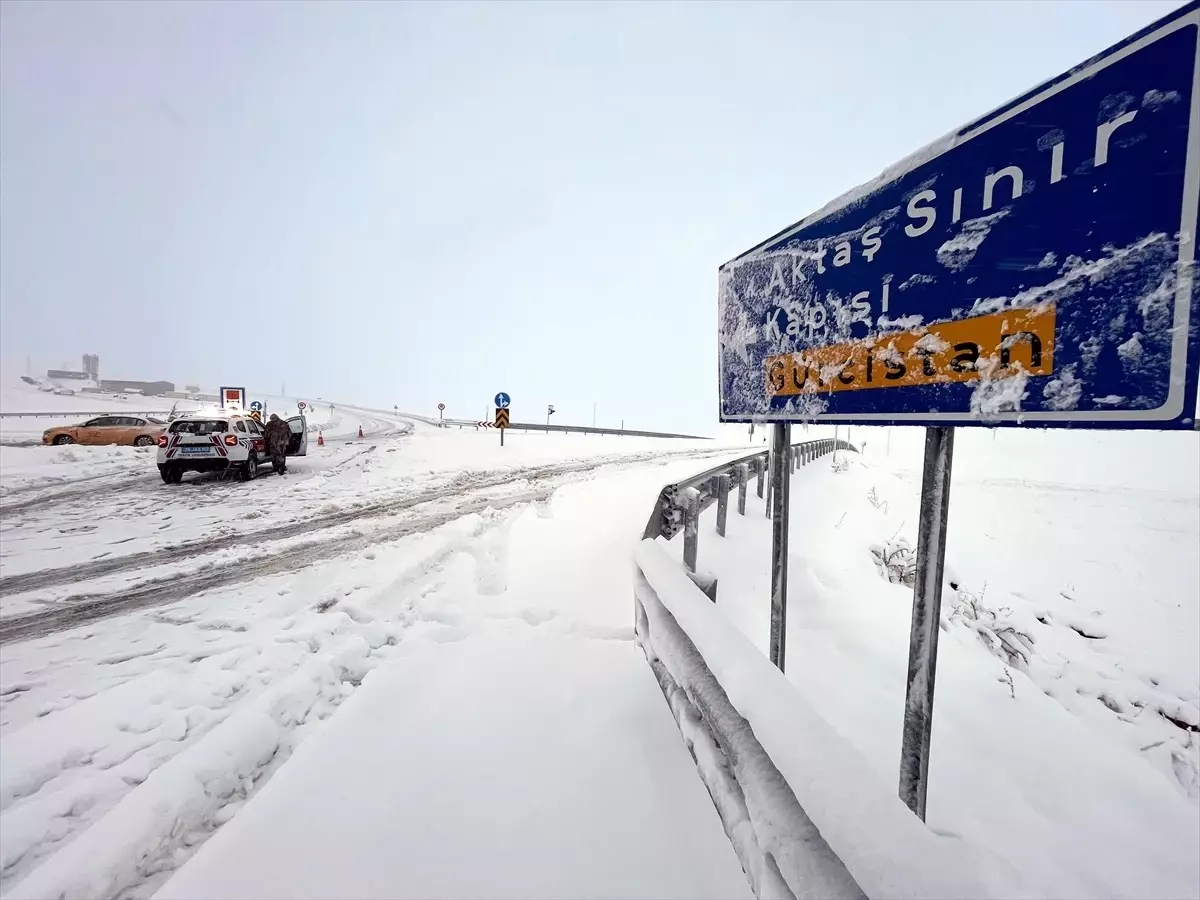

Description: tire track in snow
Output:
[0,487,551,645]
[0,490,611,899]
[0,447,736,643]
[0,448,730,600]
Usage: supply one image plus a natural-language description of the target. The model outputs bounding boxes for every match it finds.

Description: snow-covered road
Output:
[149,465,762,900]
[0,414,760,898]
[5,383,1194,900]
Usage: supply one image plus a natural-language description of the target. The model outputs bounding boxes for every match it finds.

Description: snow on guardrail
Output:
[633,540,996,900]
[632,444,1009,900]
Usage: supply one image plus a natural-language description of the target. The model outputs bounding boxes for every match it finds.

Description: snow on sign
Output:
[219,386,246,410]
[718,2,1200,430]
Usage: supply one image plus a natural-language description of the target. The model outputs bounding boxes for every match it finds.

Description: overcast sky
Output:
[0,0,1185,431]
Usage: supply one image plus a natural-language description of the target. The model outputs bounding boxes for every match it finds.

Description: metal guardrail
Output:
[438,416,711,440]
[633,542,865,899]
[642,437,857,578]
[633,438,870,899]
[4,401,714,443]
[0,411,170,419]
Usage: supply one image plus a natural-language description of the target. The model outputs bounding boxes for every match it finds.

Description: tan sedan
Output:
[42,415,167,447]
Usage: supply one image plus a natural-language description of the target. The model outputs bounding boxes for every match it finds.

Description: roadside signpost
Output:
[219,386,246,410]
[297,401,306,412]
[495,406,510,446]
[438,402,445,427]
[547,404,555,425]
[494,393,511,445]
[716,3,1200,822]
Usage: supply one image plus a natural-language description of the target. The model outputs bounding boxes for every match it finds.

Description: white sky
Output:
[0,0,1185,431]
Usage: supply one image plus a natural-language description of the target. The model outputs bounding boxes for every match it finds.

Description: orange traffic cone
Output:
[357,425,364,440]
[317,430,325,447]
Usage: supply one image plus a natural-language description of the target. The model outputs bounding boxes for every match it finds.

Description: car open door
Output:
[285,416,308,457]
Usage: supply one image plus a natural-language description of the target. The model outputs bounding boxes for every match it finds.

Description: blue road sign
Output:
[249,400,263,412]
[718,2,1200,430]
[495,392,511,409]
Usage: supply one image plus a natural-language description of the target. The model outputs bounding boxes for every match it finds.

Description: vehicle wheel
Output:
[134,435,154,447]
[163,465,183,485]
[53,434,74,445]
[240,454,259,482]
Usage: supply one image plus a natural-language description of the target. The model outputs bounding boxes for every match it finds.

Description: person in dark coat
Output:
[263,413,291,474]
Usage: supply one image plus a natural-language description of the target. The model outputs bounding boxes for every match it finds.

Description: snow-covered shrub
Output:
[869,537,916,586]
[948,586,1035,670]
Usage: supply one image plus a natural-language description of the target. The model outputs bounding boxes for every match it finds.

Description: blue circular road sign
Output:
[249,400,263,411]
[494,392,511,409]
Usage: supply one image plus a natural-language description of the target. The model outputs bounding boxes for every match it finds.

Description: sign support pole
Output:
[768,422,791,672]
[899,425,955,821]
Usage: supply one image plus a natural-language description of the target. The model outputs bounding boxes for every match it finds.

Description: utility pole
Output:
[593,402,597,427]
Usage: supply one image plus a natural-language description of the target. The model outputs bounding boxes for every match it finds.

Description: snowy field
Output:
[2,358,1197,900]
[660,426,1200,899]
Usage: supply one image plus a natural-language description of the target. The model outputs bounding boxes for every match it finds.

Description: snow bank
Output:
[152,634,752,900]
[661,445,1199,898]
[634,540,998,900]
[635,555,861,900]
[0,444,156,494]
[3,629,384,900]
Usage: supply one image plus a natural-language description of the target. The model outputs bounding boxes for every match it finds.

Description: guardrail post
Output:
[756,458,765,499]
[686,570,718,604]
[737,464,748,516]
[716,474,730,537]
[683,489,700,572]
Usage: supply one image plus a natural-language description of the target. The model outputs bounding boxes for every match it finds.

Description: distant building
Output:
[46,369,90,381]
[100,379,175,396]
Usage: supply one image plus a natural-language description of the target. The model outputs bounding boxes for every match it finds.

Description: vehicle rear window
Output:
[169,420,228,435]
